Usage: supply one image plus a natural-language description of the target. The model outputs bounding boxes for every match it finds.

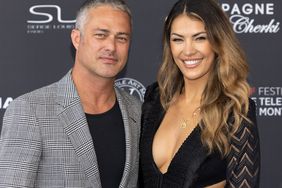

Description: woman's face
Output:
[170,14,215,83]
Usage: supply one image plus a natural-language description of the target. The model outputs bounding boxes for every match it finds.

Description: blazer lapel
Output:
[115,88,139,188]
[56,71,102,188]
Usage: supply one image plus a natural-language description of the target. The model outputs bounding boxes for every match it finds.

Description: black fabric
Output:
[139,82,260,188]
[140,83,225,188]
[86,101,125,188]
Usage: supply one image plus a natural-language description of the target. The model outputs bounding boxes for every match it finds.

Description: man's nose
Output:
[104,36,116,52]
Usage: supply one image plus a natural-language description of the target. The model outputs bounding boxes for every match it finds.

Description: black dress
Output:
[139,83,260,188]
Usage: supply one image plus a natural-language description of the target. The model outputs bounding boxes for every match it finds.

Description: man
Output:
[0,0,141,187]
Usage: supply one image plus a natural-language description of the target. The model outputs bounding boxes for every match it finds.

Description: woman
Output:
[139,0,260,187]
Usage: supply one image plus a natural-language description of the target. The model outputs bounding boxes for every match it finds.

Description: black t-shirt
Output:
[86,101,125,188]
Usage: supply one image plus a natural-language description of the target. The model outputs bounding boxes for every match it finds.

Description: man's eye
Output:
[117,37,129,43]
[95,33,106,38]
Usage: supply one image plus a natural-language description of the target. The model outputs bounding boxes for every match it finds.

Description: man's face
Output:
[71,5,131,80]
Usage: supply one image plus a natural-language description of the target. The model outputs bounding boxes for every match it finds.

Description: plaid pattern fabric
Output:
[0,70,141,188]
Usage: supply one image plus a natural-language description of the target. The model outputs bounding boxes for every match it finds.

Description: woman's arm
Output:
[226,99,260,188]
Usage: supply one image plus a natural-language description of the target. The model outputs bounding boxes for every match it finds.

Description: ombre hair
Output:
[158,0,251,156]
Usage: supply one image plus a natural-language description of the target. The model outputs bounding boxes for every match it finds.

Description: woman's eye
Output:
[171,38,183,42]
[196,36,207,41]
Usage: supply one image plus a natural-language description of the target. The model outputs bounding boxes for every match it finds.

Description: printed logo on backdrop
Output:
[0,97,13,110]
[251,87,282,117]
[27,5,76,34]
[221,3,280,34]
[115,78,146,102]
[1,79,146,108]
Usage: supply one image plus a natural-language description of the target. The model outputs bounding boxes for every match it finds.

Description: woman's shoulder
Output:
[248,98,257,122]
[228,98,257,127]
[228,97,259,156]
[143,82,160,103]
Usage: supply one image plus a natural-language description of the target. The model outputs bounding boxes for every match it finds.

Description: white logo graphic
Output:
[0,97,13,110]
[27,5,76,34]
[221,3,280,34]
[115,78,146,102]
[28,5,76,24]
[251,87,282,116]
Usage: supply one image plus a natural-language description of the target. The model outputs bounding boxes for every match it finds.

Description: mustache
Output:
[99,51,118,59]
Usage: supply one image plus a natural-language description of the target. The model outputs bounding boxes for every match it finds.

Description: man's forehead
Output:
[92,28,131,36]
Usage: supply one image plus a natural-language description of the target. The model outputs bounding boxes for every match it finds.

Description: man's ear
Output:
[71,29,81,50]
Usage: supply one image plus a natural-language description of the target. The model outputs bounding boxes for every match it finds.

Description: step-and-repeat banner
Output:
[0,0,281,187]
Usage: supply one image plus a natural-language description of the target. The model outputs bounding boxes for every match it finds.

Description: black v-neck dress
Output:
[139,82,260,188]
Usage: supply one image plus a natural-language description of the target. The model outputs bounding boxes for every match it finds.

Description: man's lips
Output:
[99,56,118,63]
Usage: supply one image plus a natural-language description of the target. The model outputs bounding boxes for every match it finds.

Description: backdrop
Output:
[0,0,281,187]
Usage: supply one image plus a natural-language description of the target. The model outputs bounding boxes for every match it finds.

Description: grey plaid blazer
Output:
[0,71,141,188]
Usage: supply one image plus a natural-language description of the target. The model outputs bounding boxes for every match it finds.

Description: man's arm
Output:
[0,98,41,188]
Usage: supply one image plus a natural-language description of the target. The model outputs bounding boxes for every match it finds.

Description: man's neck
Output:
[72,70,117,114]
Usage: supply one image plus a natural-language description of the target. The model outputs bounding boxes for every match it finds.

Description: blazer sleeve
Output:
[226,99,260,188]
[0,97,41,187]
